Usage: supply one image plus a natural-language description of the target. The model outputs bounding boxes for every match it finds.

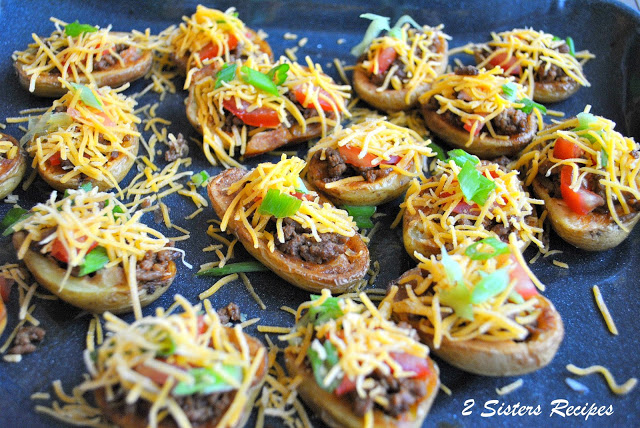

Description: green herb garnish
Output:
[64,21,98,37]
[465,237,510,260]
[241,66,279,96]
[214,64,237,89]
[458,161,496,206]
[70,83,103,111]
[196,261,268,277]
[257,189,302,218]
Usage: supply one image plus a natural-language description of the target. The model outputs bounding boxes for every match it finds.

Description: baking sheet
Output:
[0,0,639,426]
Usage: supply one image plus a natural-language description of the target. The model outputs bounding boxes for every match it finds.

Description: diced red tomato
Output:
[389,352,431,379]
[197,314,208,335]
[553,138,583,160]
[135,363,170,386]
[335,375,357,396]
[372,46,397,75]
[463,118,484,136]
[199,34,238,61]
[560,166,604,215]
[488,51,522,75]
[291,192,314,202]
[440,192,479,214]
[507,255,538,300]
[293,85,335,112]
[222,99,280,128]
[48,152,62,166]
[50,237,98,264]
[0,277,12,302]
[337,145,401,168]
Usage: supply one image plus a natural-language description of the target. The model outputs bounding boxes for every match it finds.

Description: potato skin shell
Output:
[12,232,174,314]
[207,168,370,293]
[14,39,153,98]
[421,105,537,158]
[0,133,27,199]
[532,177,640,251]
[389,268,564,376]
[353,36,448,113]
[284,348,439,428]
[306,153,415,206]
[0,298,6,337]
[95,328,268,428]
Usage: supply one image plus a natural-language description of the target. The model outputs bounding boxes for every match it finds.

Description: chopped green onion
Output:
[240,66,279,96]
[295,177,308,194]
[552,35,562,41]
[1,207,30,236]
[173,364,242,396]
[350,13,391,57]
[388,15,422,38]
[307,339,341,392]
[191,170,210,187]
[465,237,510,260]
[79,183,93,192]
[300,295,344,327]
[566,36,575,57]
[517,98,547,115]
[600,148,609,168]
[70,83,103,111]
[509,291,525,304]
[341,205,376,229]
[447,149,479,167]
[458,162,496,206]
[152,330,176,357]
[77,246,110,276]
[574,112,597,131]
[214,64,237,89]
[470,269,510,304]
[441,248,463,285]
[501,82,518,101]
[196,261,268,277]
[258,189,302,218]
[64,21,98,37]
[439,281,473,321]
[428,142,446,161]
[267,63,290,85]
[352,216,374,229]
[46,112,73,130]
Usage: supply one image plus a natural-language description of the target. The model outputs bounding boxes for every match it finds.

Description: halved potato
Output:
[32,135,139,192]
[95,327,268,428]
[284,348,439,428]
[14,40,153,98]
[12,231,174,314]
[0,133,27,199]
[390,267,564,376]
[207,168,370,293]
[532,176,640,251]
[306,153,414,206]
[353,35,448,113]
[421,106,537,158]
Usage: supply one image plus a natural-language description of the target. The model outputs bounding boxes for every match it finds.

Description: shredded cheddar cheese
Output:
[592,285,618,335]
[0,136,19,160]
[566,364,637,395]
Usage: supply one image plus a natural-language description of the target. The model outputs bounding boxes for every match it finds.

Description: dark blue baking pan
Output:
[0,1,639,427]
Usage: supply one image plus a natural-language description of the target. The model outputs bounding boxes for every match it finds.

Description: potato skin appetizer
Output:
[283,291,440,427]
[473,28,593,103]
[0,133,27,200]
[388,243,564,376]
[513,108,640,251]
[352,15,448,112]
[207,157,369,293]
[420,66,541,158]
[13,18,152,97]
[306,118,434,206]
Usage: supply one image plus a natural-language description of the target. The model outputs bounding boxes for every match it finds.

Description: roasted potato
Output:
[0,133,27,199]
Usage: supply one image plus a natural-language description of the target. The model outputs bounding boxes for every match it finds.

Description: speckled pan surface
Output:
[0,0,639,427]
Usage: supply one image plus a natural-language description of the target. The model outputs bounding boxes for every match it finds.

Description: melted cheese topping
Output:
[192,54,350,168]
[13,17,154,93]
[283,290,431,402]
[475,28,594,98]
[308,117,434,178]
[220,156,357,250]
[513,106,640,230]
[389,241,543,348]
[0,137,18,160]
[82,295,264,428]
[420,67,543,145]
[401,159,545,251]
[359,24,449,103]
[25,83,140,192]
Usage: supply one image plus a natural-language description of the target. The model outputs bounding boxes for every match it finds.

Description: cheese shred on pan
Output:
[0,136,19,160]
[360,24,449,103]
[420,67,544,145]
[566,364,637,395]
[308,117,434,179]
[12,17,156,93]
[388,241,544,349]
[24,82,140,192]
[513,105,640,230]
[220,156,357,250]
[400,159,545,251]
[192,54,350,168]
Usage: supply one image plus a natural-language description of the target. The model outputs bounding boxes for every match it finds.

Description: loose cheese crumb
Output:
[496,378,524,395]
[566,364,637,395]
[592,285,618,335]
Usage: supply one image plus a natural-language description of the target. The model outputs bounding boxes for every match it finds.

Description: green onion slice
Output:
[196,261,268,277]
[439,281,473,321]
[300,295,344,327]
[350,13,391,57]
[240,66,279,96]
[1,207,30,236]
[458,162,496,206]
[465,237,510,260]
[341,205,376,229]
[441,248,463,285]
[173,364,243,396]
[307,339,341,392]
[566,36,575,57]
[447,149,479,167]
[517,98,547,115]
[470,269,510,304]
[70,83,104,111]
[191,170,210,187]
[64,21,98,37]
[428,142,446,161]
[295,177,308,194]
[574,112,597,131]
[214,64,237,89]
[267,63,290,85]
[388,15,422,38]
[501,82,518,101]
[258,189,302,218]
[77,246,110,276]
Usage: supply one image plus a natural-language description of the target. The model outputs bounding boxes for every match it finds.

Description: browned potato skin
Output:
[0,133,27,199]
[285,348,439,428]
[421,106,538,158]
[389,268,564,376]
[95,327,268,428]
[31,135,139,192]
[0,298,6,337]
[306,153,414,206]
[532,176,640,251]
[12,231,174,314]
[207,168,370,293]
[14,39,153,98]
[353,36,448,113]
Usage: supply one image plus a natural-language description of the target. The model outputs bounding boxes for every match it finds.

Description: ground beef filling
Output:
[93,44,137,71]
[7,326,46,355]
[267,217,348,264]
[135,248,181,292]
[312,148,391,183]
[165,133,189,162]
[217,302,241,324]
